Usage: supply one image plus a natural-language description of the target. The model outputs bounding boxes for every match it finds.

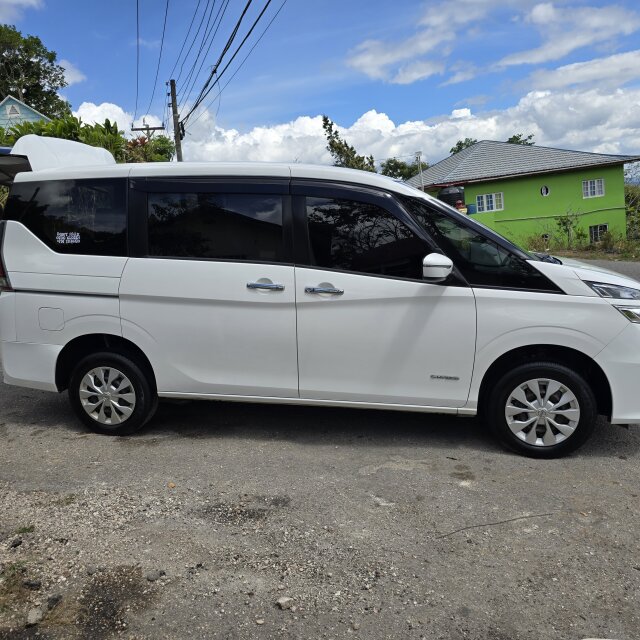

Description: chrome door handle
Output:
[247,282,285,291]
[305,286,344,295]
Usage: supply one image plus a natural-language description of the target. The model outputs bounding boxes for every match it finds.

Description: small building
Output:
[407,140,640,244]
[0,95,51,130]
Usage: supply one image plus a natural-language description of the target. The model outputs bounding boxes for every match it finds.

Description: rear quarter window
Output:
[4,178,127,256]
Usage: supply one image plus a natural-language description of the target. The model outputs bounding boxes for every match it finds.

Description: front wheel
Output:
[486,362,598,458]
[68,352,157,436]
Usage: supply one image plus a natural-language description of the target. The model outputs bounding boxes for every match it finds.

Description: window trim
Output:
[128,178,294,264]
[6,177,129,257]
[290,180,468,286]
[476,192,504,212]
[582,178,605,199]
[589,223,609,243]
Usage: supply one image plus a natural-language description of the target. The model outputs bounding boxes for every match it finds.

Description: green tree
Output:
[449,138,478,155]
[506,133,535,145]
[380,157,428,181]
[322,115,376,172]
[4,115,174,163]
[556,210,581,249]
[0,25,71,119]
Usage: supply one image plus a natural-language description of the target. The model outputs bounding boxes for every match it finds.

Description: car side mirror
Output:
[422,253,453,283]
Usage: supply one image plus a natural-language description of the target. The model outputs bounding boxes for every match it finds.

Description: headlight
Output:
[586,281,640,300]
[615,306,640,323]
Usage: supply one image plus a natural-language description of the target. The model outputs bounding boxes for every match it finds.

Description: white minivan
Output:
[1,136,639,457]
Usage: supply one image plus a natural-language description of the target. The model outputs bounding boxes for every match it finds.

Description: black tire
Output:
[68,351,158,436]
[486,361,598,458]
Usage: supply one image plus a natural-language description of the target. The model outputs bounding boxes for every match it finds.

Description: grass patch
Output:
[15,525,35,535]
[53,494,77,507]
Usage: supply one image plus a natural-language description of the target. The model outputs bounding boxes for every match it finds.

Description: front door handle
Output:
[247,282,285,291]
[305,286,344,295]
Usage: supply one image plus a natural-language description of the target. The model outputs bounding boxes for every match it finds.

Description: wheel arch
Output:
[55,333,157,393]
[478,344,612,419]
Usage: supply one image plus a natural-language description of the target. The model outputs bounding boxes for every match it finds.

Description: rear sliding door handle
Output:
[247,282,285,291]
[305,286,344,295]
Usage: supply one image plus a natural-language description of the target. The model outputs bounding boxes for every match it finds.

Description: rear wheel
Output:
[486,362,597,458]
[68,352,157,436]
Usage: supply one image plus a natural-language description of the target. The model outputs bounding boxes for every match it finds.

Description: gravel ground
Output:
[1,260,640,640]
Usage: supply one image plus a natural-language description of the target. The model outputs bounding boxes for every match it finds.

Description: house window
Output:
[589,224,609,243]
[582,179,605,199]
[6,104,20,117]
[476,192,504,212]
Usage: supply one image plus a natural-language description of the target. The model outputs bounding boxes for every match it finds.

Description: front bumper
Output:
[595,322,640,424]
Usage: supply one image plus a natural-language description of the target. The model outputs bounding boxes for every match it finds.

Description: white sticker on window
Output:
[56,232,81,244]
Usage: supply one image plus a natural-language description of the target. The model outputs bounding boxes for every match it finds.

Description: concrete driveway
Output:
[1,259,639,640]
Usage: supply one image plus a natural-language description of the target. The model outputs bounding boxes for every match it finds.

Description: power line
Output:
[181,0,257,123]
[133,0,140,122]
[177,0,218,97]
[175,0,211,87]
[178,0,230,112]
[184,0,285,130]
[143,0,171,117]
[167,0,204,82]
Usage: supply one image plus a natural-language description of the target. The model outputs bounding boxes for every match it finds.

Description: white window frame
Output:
[476,192,504,213]
[582,178,605,199]
[589,223,609,244]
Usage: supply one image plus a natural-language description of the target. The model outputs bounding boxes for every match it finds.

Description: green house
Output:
[407,141,640,245]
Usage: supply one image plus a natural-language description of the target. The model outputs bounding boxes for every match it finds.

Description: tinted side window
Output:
[147,192,284,262]
[4,179,127,256]
[305,197,428,280]
[401,196,561,291]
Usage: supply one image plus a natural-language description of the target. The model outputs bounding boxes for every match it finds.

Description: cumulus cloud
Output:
[73,87,640,166]
[73,102,163,135]
[0,0,41,21]
[59,59,86,86]
[500,3,640,66]
[181,87,640,165]
[527,50,640,90]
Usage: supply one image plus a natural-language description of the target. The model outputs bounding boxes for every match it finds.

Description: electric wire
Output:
[143,0,171,117]
[175,0,212,86]
[133,0,140,123]
[167,0,204,82]
[185,0,287,131]
[182,0,274,124]
[178,0,231,112]
[181,0,256,122]
[177,0,218,97]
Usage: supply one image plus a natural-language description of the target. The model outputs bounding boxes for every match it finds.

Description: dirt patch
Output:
[0,563,31,618]
[196,494,290,526]
[74,566,153,640]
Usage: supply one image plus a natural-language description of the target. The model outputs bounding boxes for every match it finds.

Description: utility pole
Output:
[169,79,183,162]
[131,121,165,137]
[416,151,425,191]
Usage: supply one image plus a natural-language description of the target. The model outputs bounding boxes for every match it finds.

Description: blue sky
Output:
[3,0,640,163]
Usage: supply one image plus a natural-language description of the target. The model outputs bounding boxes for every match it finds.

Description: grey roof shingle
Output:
[406,140,640,189]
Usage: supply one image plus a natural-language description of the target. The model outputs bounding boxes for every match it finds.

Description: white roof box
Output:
[11,134,116,173]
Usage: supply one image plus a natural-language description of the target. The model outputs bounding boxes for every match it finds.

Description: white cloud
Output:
[0,0,41,21]
[59,59,86,86]
[72,87,640,167]
[73,102,163,136]
[180,87,640,165]
[346,0,497,82]
[500,3,640,66]
[392,60,445,85]
[346,0,538,84]
[527,50,640,90]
